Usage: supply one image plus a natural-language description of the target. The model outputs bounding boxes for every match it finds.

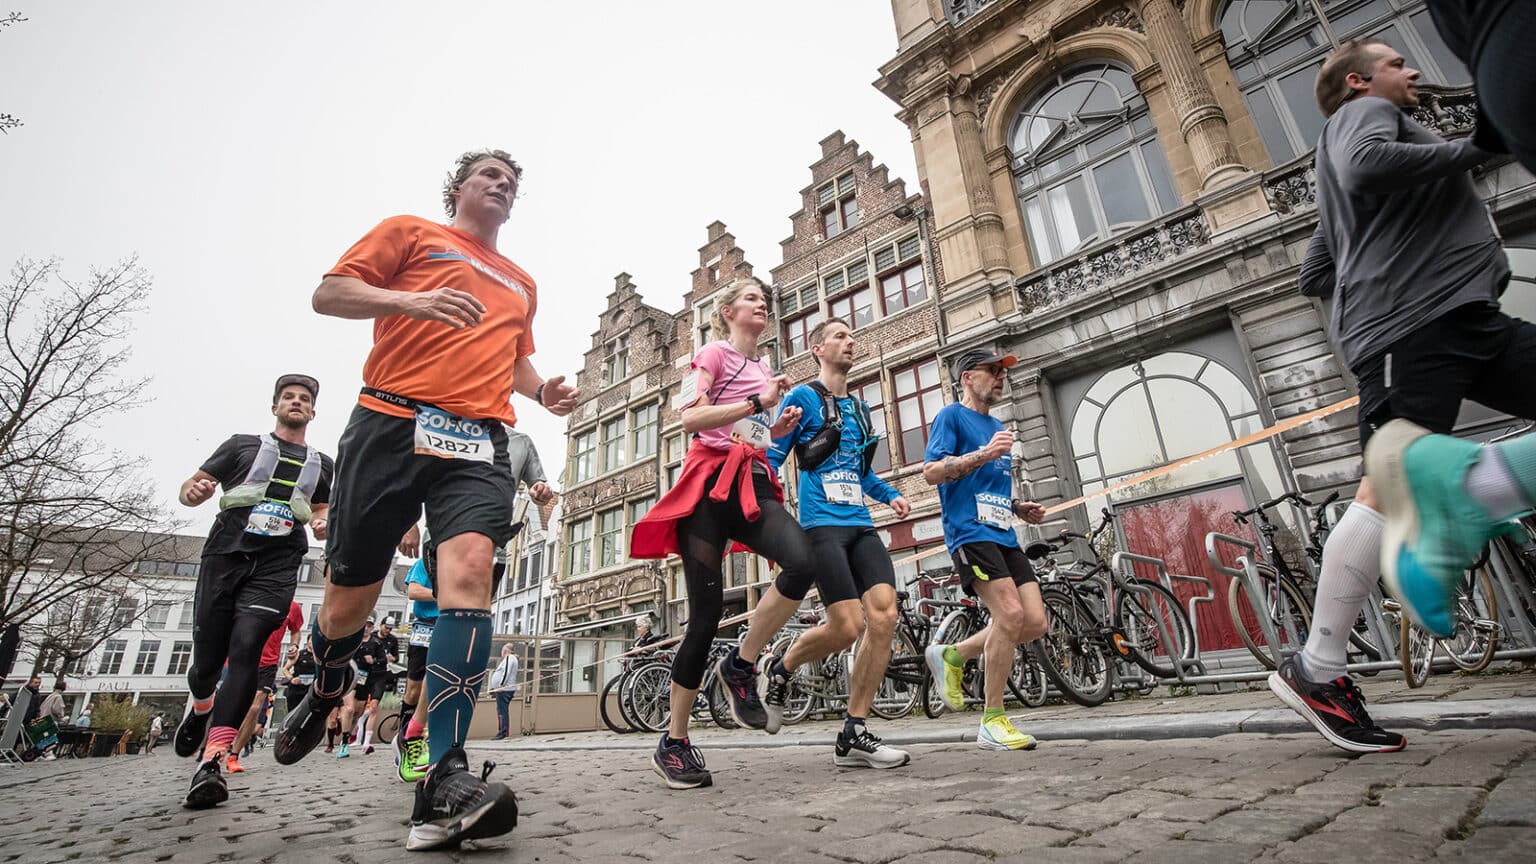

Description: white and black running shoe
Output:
[833,727,910,769]
[406,744,518,851]
[760,664,790,735]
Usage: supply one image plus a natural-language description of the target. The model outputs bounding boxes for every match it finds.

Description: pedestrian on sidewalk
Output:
[490,643,519,740]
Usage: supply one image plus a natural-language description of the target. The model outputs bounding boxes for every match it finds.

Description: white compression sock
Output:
[1466,448,1532,523]
[1298,501,1383,682]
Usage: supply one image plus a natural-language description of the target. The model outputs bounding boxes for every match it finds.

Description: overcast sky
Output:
[0,1,918,538]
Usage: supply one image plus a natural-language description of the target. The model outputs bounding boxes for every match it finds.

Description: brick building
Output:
[876,0,1536,652]
[554,135,950,640]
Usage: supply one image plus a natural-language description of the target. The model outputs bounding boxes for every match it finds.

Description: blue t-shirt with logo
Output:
[923,402,1018,552]
[406,559,438,622]
[769,384,899,529]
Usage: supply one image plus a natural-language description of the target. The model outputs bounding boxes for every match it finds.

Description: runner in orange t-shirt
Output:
[277,150,575,852]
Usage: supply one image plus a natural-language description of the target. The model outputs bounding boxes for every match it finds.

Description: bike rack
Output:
[1110,551,1211,683]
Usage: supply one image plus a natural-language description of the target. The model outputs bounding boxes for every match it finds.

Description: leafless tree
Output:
[0,257,180,682]
[1,13,25,134]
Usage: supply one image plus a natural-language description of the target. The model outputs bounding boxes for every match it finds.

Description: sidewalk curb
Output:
[477,697,1536,752]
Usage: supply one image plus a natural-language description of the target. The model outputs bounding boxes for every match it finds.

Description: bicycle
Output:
[1029,509,1197,707]
[1225,491,1337,669]
[619,639,738,733]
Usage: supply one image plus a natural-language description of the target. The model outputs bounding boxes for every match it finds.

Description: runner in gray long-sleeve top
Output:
[1269,37,1536,755]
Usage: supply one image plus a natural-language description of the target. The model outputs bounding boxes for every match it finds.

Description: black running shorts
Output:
[255,664,278,693]
[951,541,1037,597]
[324,404,518,587]
[775,525,895,604]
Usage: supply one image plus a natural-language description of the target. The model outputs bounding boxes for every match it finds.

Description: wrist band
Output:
[535,382,546,406]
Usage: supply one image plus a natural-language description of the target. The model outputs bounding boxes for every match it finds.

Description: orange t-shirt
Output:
[327,215,537,427]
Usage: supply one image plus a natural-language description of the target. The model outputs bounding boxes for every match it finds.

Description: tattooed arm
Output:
[922,429,1013,486]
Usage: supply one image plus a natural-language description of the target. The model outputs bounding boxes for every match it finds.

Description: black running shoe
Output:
[834,727,911,769]
[716,650,767,730]
[651,735,712,790]
[761,663,789,735]
[1268,656,1406,754]
[174,709,210,758]
[182,757,228,809]
[406,744,518,851]
[274,664,354,766]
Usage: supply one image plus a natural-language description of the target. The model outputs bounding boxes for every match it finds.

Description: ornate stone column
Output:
[1138,0,1247,191]
[951,77,1011,277]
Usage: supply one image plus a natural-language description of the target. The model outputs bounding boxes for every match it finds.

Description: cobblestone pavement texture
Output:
[4,671,1535,863]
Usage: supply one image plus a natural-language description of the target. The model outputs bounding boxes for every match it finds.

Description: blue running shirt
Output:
[923,402,1019,552]
[405,559,438,622]
[769,383,899,529]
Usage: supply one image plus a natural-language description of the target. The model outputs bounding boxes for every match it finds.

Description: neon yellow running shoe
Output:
[395,733,429,783]
[977,715,1038,751]
[924,644,965,713]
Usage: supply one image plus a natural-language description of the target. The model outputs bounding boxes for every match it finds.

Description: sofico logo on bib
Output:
[975,492,1013,528]
[414,405,493,462]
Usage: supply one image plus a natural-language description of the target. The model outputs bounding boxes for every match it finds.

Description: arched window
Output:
[1220,0,1472,165]
[1008,63,1182,267]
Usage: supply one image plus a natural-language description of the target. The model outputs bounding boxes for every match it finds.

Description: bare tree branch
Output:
[1,13,24,133]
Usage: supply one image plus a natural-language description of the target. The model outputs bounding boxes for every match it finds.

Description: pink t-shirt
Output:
[688,340,773,451]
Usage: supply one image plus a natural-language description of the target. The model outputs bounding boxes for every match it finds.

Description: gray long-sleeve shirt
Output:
[1299,96,1508,368]
[505,428,546,488]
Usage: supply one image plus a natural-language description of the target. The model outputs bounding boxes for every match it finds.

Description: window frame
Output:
[97,639,128,675]
[132,640,161,675]
[596,506,624,569]
[630,403,659,460]
[849,377,893,474]
[600,415,627,474]
[892,358,946,466]
[571,428,597,484]
[167,640,194,675]
[566,518,593,578]
[783,309,823,357]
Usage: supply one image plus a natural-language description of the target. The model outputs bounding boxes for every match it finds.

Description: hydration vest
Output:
[793,381,880,474]
[218,434,323,523]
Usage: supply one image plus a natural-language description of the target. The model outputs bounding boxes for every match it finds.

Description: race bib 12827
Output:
[414,405,493,462]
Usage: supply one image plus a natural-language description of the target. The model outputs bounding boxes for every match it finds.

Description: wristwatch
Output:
[534,382,547,406]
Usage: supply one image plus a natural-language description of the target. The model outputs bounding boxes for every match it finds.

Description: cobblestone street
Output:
[4,720,1535,863]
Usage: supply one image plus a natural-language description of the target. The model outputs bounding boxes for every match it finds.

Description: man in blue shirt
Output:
[755,318,912,768]
[922,349,1047,751]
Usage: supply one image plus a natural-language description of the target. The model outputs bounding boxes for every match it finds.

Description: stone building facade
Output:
[555,135,950,638]
[877,0,1536,652]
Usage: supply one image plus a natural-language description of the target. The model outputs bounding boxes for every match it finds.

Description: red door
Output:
[1117,483,1262,653]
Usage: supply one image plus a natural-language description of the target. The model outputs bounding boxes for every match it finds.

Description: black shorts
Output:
[256,664,278,693]
[363,671,394,702]
[193,550,302,638]
[284,682,307,713]
[406,641,429,683]
[951,542,1037,597]
[1354,302,1536,446]
[775,525,895,604]
[325,404,518,587]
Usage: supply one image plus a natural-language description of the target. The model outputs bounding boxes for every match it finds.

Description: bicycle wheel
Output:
[1117,581,1196,679]
[600,673,633,734]
[1009,642,1048,708]
[625,662,673,733]
[1033,585,1113,708]
[1227,565,1313,670]
[765,635,816,725]
[865,627,922,721]
[376,711,401,744]
[1441,565,1500,673]
[1399,617,1435,688]
[925,608,977,718]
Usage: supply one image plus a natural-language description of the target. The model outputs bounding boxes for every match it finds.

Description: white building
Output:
[492,498,558,637]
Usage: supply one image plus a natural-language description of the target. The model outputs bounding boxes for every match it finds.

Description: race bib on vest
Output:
[976,494,1013,529]
[294,673,314,685]
[356,670,369,685]
[244,500,296,537]
[409,623,434,648]
[731,413,772,450]
[414,405,492,462]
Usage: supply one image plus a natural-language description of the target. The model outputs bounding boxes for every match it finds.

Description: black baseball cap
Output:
[954,349,1019,374]
[274,373,320,402]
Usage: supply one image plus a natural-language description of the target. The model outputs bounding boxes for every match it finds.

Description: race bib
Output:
[409,623,434,648]
[977,497,1013,529]
[414,405,492,462]
[822,468,861,505]
[244,500,295,537]
[731,414,772,450]
[295,674,314,685]
[355,670,369,685]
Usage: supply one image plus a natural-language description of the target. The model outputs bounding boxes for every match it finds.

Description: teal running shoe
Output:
[1366,420,1495,638]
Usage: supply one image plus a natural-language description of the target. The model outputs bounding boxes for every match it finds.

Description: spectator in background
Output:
[489,643,519,740]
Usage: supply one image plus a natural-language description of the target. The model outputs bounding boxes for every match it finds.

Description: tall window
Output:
[566,519,592,577]
[571,429,596,483]
[97,639,127,675]
[178,602,196,629]
[784,309,822,357]
[1219,0,1471,165]
[850,378,892,474]
[1009,63,1181,265]
[597,507,623,568]
[818,172,858,238]
[144,602,171,630]
[600,416,626,473]
[630,403,659,460]
[111,598,139,629]
[603,336,629,386]
[893,359,944,465]
[167,640,194,675]
[874,235,927,315]
[132,640,161,675]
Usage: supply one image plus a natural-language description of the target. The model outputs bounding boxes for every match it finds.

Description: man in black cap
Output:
[173,373,334,808]
[921,349,1048,751]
